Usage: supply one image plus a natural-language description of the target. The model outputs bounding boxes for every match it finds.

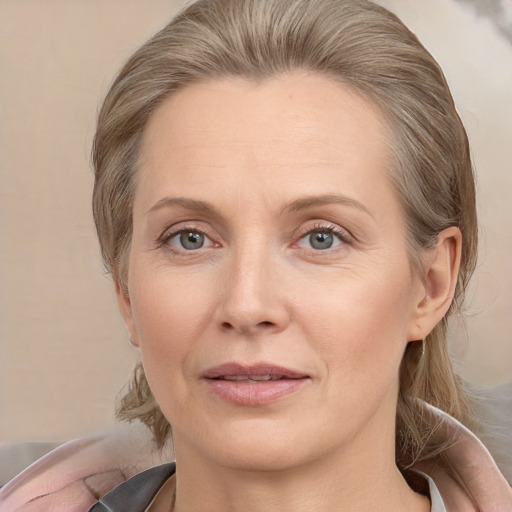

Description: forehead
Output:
[136,72,395,214]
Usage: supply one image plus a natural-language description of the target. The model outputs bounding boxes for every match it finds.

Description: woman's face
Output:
[119,73,428,471]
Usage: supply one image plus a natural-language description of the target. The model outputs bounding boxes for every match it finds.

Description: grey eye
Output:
[297,227,344,251]
[179,231,205,250]
[165,228,215,252]
[309,231,334,250]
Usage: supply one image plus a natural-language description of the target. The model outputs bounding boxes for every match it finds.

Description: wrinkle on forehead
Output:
[134,72,395,225]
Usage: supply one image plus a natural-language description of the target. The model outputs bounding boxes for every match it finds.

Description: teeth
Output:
[221,375,279,381]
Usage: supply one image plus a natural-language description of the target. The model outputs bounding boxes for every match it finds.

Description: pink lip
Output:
[202,362,310,406]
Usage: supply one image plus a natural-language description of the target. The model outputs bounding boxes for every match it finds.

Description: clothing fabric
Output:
[88,463,176,512]
[423,473,447,512]
[87,462,447,512]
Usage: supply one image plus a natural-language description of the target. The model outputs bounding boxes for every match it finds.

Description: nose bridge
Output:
[216,232,288,334]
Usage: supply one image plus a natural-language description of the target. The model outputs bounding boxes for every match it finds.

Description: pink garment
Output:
[0,423,172,512]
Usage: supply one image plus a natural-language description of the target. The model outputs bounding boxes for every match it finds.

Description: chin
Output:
[177,418,316,472]
[209,441,307,473]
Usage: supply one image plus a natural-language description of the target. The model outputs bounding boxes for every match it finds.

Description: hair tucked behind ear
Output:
[95,0,478,468]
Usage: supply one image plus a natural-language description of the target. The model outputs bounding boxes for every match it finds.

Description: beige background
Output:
[0,0,511,444]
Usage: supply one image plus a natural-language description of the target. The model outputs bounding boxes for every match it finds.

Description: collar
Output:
[88,462,176,512]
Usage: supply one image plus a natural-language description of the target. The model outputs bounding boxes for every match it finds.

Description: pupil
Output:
[181,231,204,250]
[310,231,333,250]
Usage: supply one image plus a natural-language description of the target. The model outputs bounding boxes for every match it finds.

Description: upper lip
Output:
[203,363,309,380]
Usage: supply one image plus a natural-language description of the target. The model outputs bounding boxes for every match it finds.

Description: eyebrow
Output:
[146,194,373,219]
[146,197,219,217]
[280,194,374,219]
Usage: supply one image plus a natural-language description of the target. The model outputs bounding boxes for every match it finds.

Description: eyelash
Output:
[158,224,215,254]
[295,223,352,252]
[158,222,352,255]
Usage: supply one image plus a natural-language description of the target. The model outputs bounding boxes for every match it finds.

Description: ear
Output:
[115,281,140,347]
[407,226,462,342]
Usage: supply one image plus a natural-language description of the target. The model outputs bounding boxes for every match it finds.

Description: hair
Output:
[92,0,478,471]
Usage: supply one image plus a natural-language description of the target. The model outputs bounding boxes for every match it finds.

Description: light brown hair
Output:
[92,0,477,470]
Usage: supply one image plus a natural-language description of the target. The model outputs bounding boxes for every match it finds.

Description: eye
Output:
[297,226,346,251]
[166,229,214,251]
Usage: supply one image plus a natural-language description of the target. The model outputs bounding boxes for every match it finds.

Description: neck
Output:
[170,425,430,512]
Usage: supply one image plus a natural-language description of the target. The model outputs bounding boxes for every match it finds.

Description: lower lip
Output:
[205,378,309,405]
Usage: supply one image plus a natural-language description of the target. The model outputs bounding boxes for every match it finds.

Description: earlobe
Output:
[115,281,140,347]
[407,227,462,341]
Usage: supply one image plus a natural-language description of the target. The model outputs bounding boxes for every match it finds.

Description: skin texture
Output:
[117,72,461,512]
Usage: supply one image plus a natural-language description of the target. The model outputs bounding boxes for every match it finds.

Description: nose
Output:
[213,243,290,337]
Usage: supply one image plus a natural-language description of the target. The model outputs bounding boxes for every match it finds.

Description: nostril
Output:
[219,320,275,332]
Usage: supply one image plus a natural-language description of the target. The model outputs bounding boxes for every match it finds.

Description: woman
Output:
[2,0,510,510]
[91,0,510,510]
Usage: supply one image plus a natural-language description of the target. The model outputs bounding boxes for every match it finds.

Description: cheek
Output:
[128,265,218,383]
[127,274,215,427]
[298,266,415,386]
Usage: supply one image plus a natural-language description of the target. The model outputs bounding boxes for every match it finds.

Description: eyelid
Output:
[158,222,218,252]
[297,221,352,241]
[293,221,353,251]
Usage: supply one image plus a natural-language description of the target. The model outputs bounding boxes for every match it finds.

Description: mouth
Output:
[216,374,294,381]
[202,363,310,405]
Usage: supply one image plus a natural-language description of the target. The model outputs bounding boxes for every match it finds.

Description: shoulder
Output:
[0,425,172,512]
